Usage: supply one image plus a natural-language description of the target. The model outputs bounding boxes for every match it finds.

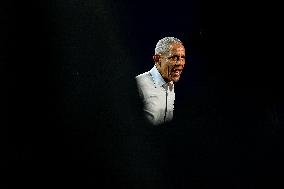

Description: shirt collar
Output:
[150,65,174,90]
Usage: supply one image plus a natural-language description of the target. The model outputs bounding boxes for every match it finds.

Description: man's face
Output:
[155,43,186,83]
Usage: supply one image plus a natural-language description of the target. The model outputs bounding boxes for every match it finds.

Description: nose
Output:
[175,58,185,66]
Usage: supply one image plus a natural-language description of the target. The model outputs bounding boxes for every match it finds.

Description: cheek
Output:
[161,64,168,72]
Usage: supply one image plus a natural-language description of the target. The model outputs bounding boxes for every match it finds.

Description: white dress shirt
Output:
[135,66,175,125]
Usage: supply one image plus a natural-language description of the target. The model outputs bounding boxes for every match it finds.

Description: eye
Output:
[168,56,178,61]
[168,55,185,61]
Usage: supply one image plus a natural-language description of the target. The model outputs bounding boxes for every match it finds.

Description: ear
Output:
[153,54,161,65]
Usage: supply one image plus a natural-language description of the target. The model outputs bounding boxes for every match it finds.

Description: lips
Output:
[171,67,183,76]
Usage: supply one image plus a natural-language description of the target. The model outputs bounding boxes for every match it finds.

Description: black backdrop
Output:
[1,0,284,188]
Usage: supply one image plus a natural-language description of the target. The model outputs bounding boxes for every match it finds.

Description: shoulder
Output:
[135,71,152,86]
[135,71,150,80]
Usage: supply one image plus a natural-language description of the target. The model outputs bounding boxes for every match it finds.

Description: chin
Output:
[172,77,180,83]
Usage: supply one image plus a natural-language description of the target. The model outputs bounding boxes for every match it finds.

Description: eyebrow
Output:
[168,55,186,58]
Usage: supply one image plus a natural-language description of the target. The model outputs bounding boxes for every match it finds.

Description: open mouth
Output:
[171,68,183,76]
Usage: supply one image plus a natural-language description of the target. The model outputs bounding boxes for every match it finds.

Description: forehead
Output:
[168,43,185,55]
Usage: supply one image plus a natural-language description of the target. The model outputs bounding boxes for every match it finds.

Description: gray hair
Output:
[155,37,183,55]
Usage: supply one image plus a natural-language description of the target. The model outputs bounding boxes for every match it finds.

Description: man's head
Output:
[153,37,186,83]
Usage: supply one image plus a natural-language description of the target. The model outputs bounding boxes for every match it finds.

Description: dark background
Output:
[1,0,284,188]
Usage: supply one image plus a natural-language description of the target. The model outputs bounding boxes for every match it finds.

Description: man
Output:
[135,37,186,125]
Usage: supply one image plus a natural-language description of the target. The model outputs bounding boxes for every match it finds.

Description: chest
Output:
[142,85,175,110]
